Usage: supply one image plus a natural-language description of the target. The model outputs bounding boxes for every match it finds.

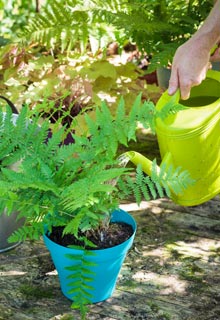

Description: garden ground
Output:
[1,132,220,320]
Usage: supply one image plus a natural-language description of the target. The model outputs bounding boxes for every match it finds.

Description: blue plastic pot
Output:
[43,209,136,303]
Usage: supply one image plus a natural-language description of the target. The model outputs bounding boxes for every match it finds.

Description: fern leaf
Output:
[142,176,154,199]
[62,208,88,237]
[64,249,97,313]
[156,94,186,121]
[8,224,44,243]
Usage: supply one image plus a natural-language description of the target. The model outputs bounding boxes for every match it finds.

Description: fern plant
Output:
[0,94,193,318]
[20,0,214,72]
[0,92,194,242]
[20,0,126,54]
[98,0,214,72]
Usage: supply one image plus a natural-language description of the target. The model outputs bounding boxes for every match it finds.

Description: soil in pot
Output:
[47,222,133,250]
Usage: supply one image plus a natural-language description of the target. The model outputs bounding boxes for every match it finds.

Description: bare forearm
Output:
[191,0,220,51]
[168,0,220,100]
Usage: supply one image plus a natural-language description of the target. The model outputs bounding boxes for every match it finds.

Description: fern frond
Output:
[155,92,187,120]
[146,42,180,73]
[79,94,156,161]
[164,165,195,196]
[8,224,44,243]
[62,208,89,237]
[21,0,119,53]
[151,160,195,197]
[113,96,128,145]
[64,250,97,314]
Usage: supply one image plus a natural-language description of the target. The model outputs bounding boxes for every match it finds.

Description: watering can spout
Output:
[120,151,173,176]
[122,151,156,176]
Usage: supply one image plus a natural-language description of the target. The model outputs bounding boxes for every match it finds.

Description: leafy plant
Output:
[18,0,214,73]
[95,0,214,72]
[20,0,126,54]
[0,94,192,242]
[0,0,38,43]
[0,94,193,318]
[0,0,146,112]
[0,41,147,113]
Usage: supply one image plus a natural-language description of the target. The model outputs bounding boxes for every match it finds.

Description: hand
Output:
[168,39,211,100]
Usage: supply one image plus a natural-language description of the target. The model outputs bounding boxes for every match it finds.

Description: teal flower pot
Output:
[43,209,136,303]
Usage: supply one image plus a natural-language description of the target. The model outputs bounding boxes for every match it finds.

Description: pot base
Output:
[0,241,22,253]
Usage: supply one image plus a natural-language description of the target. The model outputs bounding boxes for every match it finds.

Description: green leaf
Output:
[83,60,117,80]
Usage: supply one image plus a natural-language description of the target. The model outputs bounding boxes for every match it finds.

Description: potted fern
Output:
[0,95,192,318]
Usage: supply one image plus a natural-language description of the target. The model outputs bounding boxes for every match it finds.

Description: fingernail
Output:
[168,87,175,95]
[181,95,190,100]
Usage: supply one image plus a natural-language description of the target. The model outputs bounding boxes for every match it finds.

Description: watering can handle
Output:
[0,96,19,114]
[157,89,181,113]
[166,89,181,104]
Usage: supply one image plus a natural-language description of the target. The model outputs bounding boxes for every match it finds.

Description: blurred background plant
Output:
[0,0,213,125]
[98,0,214,73]
[0,0,154,120]
[0,0,38,44]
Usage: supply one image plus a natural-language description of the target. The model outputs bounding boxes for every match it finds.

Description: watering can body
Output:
[155,70,220,206]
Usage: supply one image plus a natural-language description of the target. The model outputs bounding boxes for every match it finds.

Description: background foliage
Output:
[0,0,151,114]
[98,0,214,72]
[0,0,214,117]
[0,0,38,44]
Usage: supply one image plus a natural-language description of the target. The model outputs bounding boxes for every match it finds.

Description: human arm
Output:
[168,0,220,100]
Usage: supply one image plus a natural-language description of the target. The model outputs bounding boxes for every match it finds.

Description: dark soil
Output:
[47,222,134,250]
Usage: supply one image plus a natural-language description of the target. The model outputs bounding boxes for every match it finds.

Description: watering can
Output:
[126,70,220,206]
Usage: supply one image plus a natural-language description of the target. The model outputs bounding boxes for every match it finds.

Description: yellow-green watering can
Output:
[126,70,220,206]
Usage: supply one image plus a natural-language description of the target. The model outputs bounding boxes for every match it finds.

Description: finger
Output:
[168,67,179,95]
[179,82,191,100]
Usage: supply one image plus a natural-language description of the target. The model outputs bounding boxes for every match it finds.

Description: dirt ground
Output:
[1,131,220,320]
[1,195,220,320]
